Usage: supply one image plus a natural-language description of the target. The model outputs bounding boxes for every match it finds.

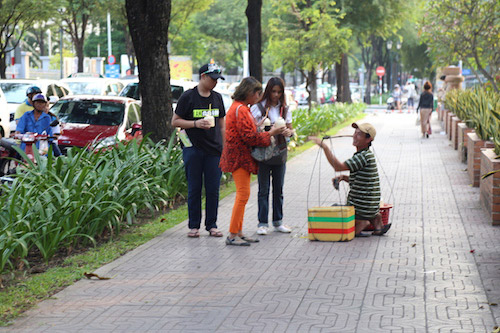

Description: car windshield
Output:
[51,100,125,126]
[0,83,32,103]
[66,81,104,95]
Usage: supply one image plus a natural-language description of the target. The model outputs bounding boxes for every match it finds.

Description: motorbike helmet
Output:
[32,93,48,103]
[26,86,42,96]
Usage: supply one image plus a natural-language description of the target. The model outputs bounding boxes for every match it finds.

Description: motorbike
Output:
[386,97,397,111]
[386,96,408,112]
[0,137,17,177]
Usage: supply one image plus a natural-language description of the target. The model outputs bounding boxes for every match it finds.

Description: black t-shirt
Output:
[175,87,226,156]
[418,91,434,110]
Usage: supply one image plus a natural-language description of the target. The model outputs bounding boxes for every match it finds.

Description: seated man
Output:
[309,122,390,236]
[16,94,53,152]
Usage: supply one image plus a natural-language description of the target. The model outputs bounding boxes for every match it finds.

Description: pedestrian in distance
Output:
[15,86,42,125]
[405,81,417,113]
[219,77,286,246]
[250,77,294,235]
[417,81,434,138]
[392,84,403,113]
[309,123,390,237]
[171,62,226,238]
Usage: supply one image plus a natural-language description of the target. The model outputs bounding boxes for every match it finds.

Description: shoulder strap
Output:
[235,104,242,118]
[256,102,269,119]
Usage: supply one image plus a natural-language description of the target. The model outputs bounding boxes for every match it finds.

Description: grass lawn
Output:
[0,114,365,326]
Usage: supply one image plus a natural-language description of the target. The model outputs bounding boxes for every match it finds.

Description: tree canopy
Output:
[420,0,499,91]
[267,0,351,107]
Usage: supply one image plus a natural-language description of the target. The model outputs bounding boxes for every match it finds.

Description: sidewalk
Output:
[4,110,499,332]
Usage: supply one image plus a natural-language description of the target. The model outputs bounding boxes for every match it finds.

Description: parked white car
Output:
[61,77,124,96]
[0,79,72,136]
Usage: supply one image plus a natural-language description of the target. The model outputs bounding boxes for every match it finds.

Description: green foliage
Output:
[84,19,128,59]
[292,103,365,145]
[170,0,245,71]
[0,135,186,272]
[0,0,59,77]
[268,0,351,74]
[445,88,500,154]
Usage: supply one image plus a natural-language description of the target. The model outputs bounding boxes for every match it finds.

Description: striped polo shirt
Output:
[345,148,381,220]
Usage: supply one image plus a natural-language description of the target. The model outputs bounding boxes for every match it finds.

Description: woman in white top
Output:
[250,77,294,235]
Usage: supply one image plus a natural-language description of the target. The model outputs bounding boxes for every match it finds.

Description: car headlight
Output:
[95,136,117,149]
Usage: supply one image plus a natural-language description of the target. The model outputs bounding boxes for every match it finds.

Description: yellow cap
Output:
[352,122,376,139]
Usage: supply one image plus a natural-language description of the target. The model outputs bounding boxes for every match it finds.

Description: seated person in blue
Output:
[15,94,53,151]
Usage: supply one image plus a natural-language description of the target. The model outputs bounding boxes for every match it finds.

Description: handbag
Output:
[251,102,288,165]
[235,104,288,165]
[251,134,287,165]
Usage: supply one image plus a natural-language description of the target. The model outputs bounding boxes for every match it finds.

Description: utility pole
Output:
[107,12,112,57]
[59,28,63,78]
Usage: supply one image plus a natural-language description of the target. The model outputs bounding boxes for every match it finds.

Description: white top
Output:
[250,100,293,125]
[405,83,417,99]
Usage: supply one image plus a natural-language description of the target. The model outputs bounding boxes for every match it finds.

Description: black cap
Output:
[199,63,225,80]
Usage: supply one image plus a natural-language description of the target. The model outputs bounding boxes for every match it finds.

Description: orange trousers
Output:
[229,168,251,234]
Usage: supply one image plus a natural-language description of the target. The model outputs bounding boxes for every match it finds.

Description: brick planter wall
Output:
[451,116,463,150]
[479,149,500,225]
[457,123,474,163]
[446,112,455,140]
[467,132,495,187]
[444,110,450,134]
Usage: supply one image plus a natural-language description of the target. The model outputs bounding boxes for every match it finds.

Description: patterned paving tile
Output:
[3,111,499,332]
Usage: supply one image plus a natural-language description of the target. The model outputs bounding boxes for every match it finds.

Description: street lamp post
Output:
[386,40,392,92]
[396,41,401,85]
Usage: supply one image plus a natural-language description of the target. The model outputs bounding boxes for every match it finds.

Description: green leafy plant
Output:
[292,103,365,145]
[0,135,187,271]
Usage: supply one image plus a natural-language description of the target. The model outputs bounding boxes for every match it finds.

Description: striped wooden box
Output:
[307,206,355,241]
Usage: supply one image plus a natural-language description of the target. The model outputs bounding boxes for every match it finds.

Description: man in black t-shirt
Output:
[171,63,226,238]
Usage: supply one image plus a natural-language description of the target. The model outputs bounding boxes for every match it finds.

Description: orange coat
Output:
[219,101,271,174]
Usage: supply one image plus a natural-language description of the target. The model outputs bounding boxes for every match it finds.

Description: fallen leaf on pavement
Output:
[84,272,111,280]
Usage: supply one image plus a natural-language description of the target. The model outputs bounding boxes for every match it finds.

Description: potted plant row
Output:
[444,88,499,225]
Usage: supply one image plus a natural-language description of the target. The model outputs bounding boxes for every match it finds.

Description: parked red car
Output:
[51,96,142,154]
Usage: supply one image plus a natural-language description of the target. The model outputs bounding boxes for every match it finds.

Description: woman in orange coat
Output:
[220,77,285,246]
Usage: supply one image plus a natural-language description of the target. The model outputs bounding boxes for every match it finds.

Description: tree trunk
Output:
[246,0,262,83]
[0,53,6,79]
[75,39,84,73]
[365,66,373,104]
[335,54,351,103]
[306,69,317,109]
[124,26,136,75]
[126,0,173,142]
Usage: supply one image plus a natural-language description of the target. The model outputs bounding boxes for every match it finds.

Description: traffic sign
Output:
[107,54,116,65]
[376,66,385,77]
[105,64,120,78]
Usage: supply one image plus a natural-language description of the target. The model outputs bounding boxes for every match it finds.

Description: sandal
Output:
[225,237,250,246]
[187,229,200,238]
[209,228,223,237]
[240,236,259,243]
[355,232,371,238]
[372,223,391,236]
